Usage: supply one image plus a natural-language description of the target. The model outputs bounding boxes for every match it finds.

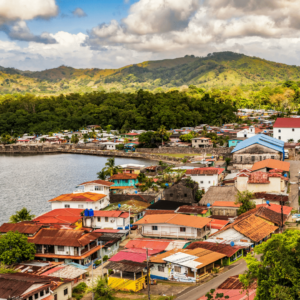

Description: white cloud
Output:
[72,8,87,18]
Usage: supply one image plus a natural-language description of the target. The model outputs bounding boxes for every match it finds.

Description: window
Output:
[195,140,197,143]
[58,246,64,251]
[180,227,186,232]
[158,266,165,272]
[95,206,98,210]
[40,291,44,297]
[95,186,103,191]
[292,128,295,132]
[278,136,281,140]
[78,204,83,208]
[271,156,275,159]
[208,181,211,184]
[64,288,68,296]
[29,296,33,300]
[278,129,281,133]
[260,156,262,161]
[152,226,158,230]
[174,266,181,272]
[46,288,49,294]
[184,194,187,197]
[97,217,101,222]
[240,156,242,162]
[200,181,204,184]
[34,294,39,300]
[65,204,70,208]
[117,180,120,184]
[170,193,173,197]
[54,294,57,300]
[105,217,109,222]
[251,156,255,162]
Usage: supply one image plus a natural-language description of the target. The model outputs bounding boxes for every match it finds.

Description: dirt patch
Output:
[115,293,145,299]
[140,283,189,296]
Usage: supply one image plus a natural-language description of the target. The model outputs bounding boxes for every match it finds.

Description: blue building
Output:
[228,138,246,148]
[231,134,285,168]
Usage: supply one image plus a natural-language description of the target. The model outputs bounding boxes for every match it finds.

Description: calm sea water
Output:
[0,154,155,224]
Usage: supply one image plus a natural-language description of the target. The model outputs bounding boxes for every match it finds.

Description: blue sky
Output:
[0,0,300,71]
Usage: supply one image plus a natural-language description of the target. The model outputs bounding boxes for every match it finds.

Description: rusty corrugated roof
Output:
[109,173,138,180]
[218,275,257,289]
[78,180,114,186]
[176,205,208,214]
[0,223,42,235]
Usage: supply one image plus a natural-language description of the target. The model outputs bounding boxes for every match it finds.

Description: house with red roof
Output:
[185,167,225,192]
[273,118,300,142]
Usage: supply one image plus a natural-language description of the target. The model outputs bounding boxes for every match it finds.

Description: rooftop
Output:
[175,205,208,214]
[134,214,211,229]
[78,180,114,186]
[109,173,139,180]
[42,264,87,279]
[186,167,224,175]
[49,192,106,202]
[0,223,42,235]
[200,186,239,205]
[103,200,150,214]
[212,201,240,208]
[273,118,300,128]
[93,210,129,218]
[147,200,190,210]
[251,159,290,172]
[218,275,257,289]
[256,203,292,215]
[105,260,149,273]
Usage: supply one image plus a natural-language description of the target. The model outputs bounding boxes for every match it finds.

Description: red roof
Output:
[93,211,129,218]
[78,180,114,186]
[126,133,139,136]
[41,266,65,276]
[33,209,83,225]
[248,172,270,184]
[109,173,138,180]
[212,201,240,208]
[251,159,290,172]
[257,204,292,216]
[93,229,121,233]
[186,167,224,175]
[273,118,300,128]
[210,219,229,229]
[109,248,161,263]
[125,238,177,251]
[198,289,256,300]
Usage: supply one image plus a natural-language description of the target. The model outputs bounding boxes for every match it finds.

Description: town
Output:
[1,111,300,300]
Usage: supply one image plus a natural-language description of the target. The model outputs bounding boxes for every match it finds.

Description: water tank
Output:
[89,209,94,217]
[84,209,89,217]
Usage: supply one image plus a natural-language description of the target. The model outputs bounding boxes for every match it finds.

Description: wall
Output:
[273,127,300,142]
[51,200,105,210]
[189,174,219,192]
[54,245,75,256]
[82,184,110,195]
[52,282,72,300]
[93,216,129,229]
[237,177,283,193]
[137,147,232,155]
[211,207,238,216]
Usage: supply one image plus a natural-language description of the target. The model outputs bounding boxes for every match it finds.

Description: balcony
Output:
[81,243,98,255]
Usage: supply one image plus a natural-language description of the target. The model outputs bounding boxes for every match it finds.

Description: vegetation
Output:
[205,289,229,300]
[235,191,256,216]
[9,207,35,223]
[72,282,88,300]
[240,230,300,299]
[88,276,115,300]
[0,263,18,274]
[97,157,122,179]
[0,231,36,264]
[138,130,171,148]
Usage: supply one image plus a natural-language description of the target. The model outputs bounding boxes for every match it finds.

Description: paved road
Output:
[175,260,247,300]
[288,160,300,210]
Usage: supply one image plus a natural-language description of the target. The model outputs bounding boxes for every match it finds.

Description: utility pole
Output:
[146,248,150,300]
[129,208,131,235]
[101,240,104,277]
[92,257,94,300]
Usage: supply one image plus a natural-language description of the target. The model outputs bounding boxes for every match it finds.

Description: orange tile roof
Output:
[109,173,138,180]
[212,201,240,208]
[49,192,106,202]
[134,214,211,229]
[149,248,225,268]
[251,159,290,172]
[78,180,114,186]
[110,186,135,190]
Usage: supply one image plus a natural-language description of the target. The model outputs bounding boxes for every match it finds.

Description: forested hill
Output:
[1,52,300,95]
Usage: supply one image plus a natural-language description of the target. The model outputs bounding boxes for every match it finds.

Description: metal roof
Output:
[231,134,284,153]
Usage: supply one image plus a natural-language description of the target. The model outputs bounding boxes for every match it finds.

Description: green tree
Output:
[88,276,115,300]
[97,170,107,180]
[0,231,36,264]
[235,191,256,216]
[241,230,300,300]
[71,134,79,144]
[105,157,122,177]
[0,134,12,144]
[157,125,167,146]
[0,263,18,274]
[9,207,35,223]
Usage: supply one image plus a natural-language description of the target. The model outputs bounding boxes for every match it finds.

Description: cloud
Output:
[72,8,87,18]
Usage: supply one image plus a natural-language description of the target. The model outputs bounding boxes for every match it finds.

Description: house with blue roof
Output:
[231,134,285,170]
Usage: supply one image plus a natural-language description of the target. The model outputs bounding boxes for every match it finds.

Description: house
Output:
[253,192,289,205]
[185,167,225,192]
[105,260,150,292]
[175,205,210,217]
[149,248,226,282]
[237,126,261,138]
[186,241,246,266]
[232,134,285,169]
[49,192,109,210]
[146,200,189,212]
[251,159,290,175]
[198,275,256,300]
[164,179,198,203]
[273,118,300,142]
[0,273,72,300]
[235,171,288,193]
[76,179,114,194]
[102,142,116,150]
[199,186,239,206]
[109,248,162,263]
[29,228,104,265]
[82,210,130,230]
[0,222,43,237]
[210,212,278,246]
[191,137,211,148]
[209,219,229,234]
[109,173,139,194]
[228,138,247,148]
[211,201,240,217]
[134,214,212,240]
[119,164,145,174]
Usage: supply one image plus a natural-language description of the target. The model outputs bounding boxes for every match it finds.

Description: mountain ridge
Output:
[0,51,299,95]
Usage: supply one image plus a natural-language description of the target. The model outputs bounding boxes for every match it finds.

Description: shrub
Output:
[73,282,87,294]
[103,255,109,262]
[108,269,113,275]
[95,260,102,266]
[116,144,124,150]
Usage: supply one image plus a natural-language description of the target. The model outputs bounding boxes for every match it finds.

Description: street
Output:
[175,260,247,300]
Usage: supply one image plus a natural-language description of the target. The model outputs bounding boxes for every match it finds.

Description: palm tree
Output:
[9,208,35,223]
[97,169,107,180]
[157,125,167,146]
[105,157,122,176]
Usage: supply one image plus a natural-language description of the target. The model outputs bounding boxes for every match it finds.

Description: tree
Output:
[104,157,122,177]
[157,125,167,146]
[88,276,115,300]
[106,125,112,134]
[71,134,79,144]
[0,231,36,264]
[9,207,35,223]
[205,289,229,300]
[241,230,300,300]
[97,170,107,180]
[235,191,256,216]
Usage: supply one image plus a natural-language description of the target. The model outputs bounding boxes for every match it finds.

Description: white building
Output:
[237,126,259,138]
[101,142,116,150]
[191,137,211,148]
[185,168,225,192]
[134,214,212,240]
[273,118,300,142]
[83,210,130,230]
[76,179,113,195]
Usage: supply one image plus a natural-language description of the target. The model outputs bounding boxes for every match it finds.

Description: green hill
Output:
[0,51,300,95]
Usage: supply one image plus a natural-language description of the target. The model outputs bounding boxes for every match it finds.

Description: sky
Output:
[1,0,300,71]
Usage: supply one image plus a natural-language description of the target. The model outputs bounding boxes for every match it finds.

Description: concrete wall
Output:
[137,147,232,155]
[92,216,129,229]
[188,174,219,192]
[51,199,108,210]
[274,127,300,142]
